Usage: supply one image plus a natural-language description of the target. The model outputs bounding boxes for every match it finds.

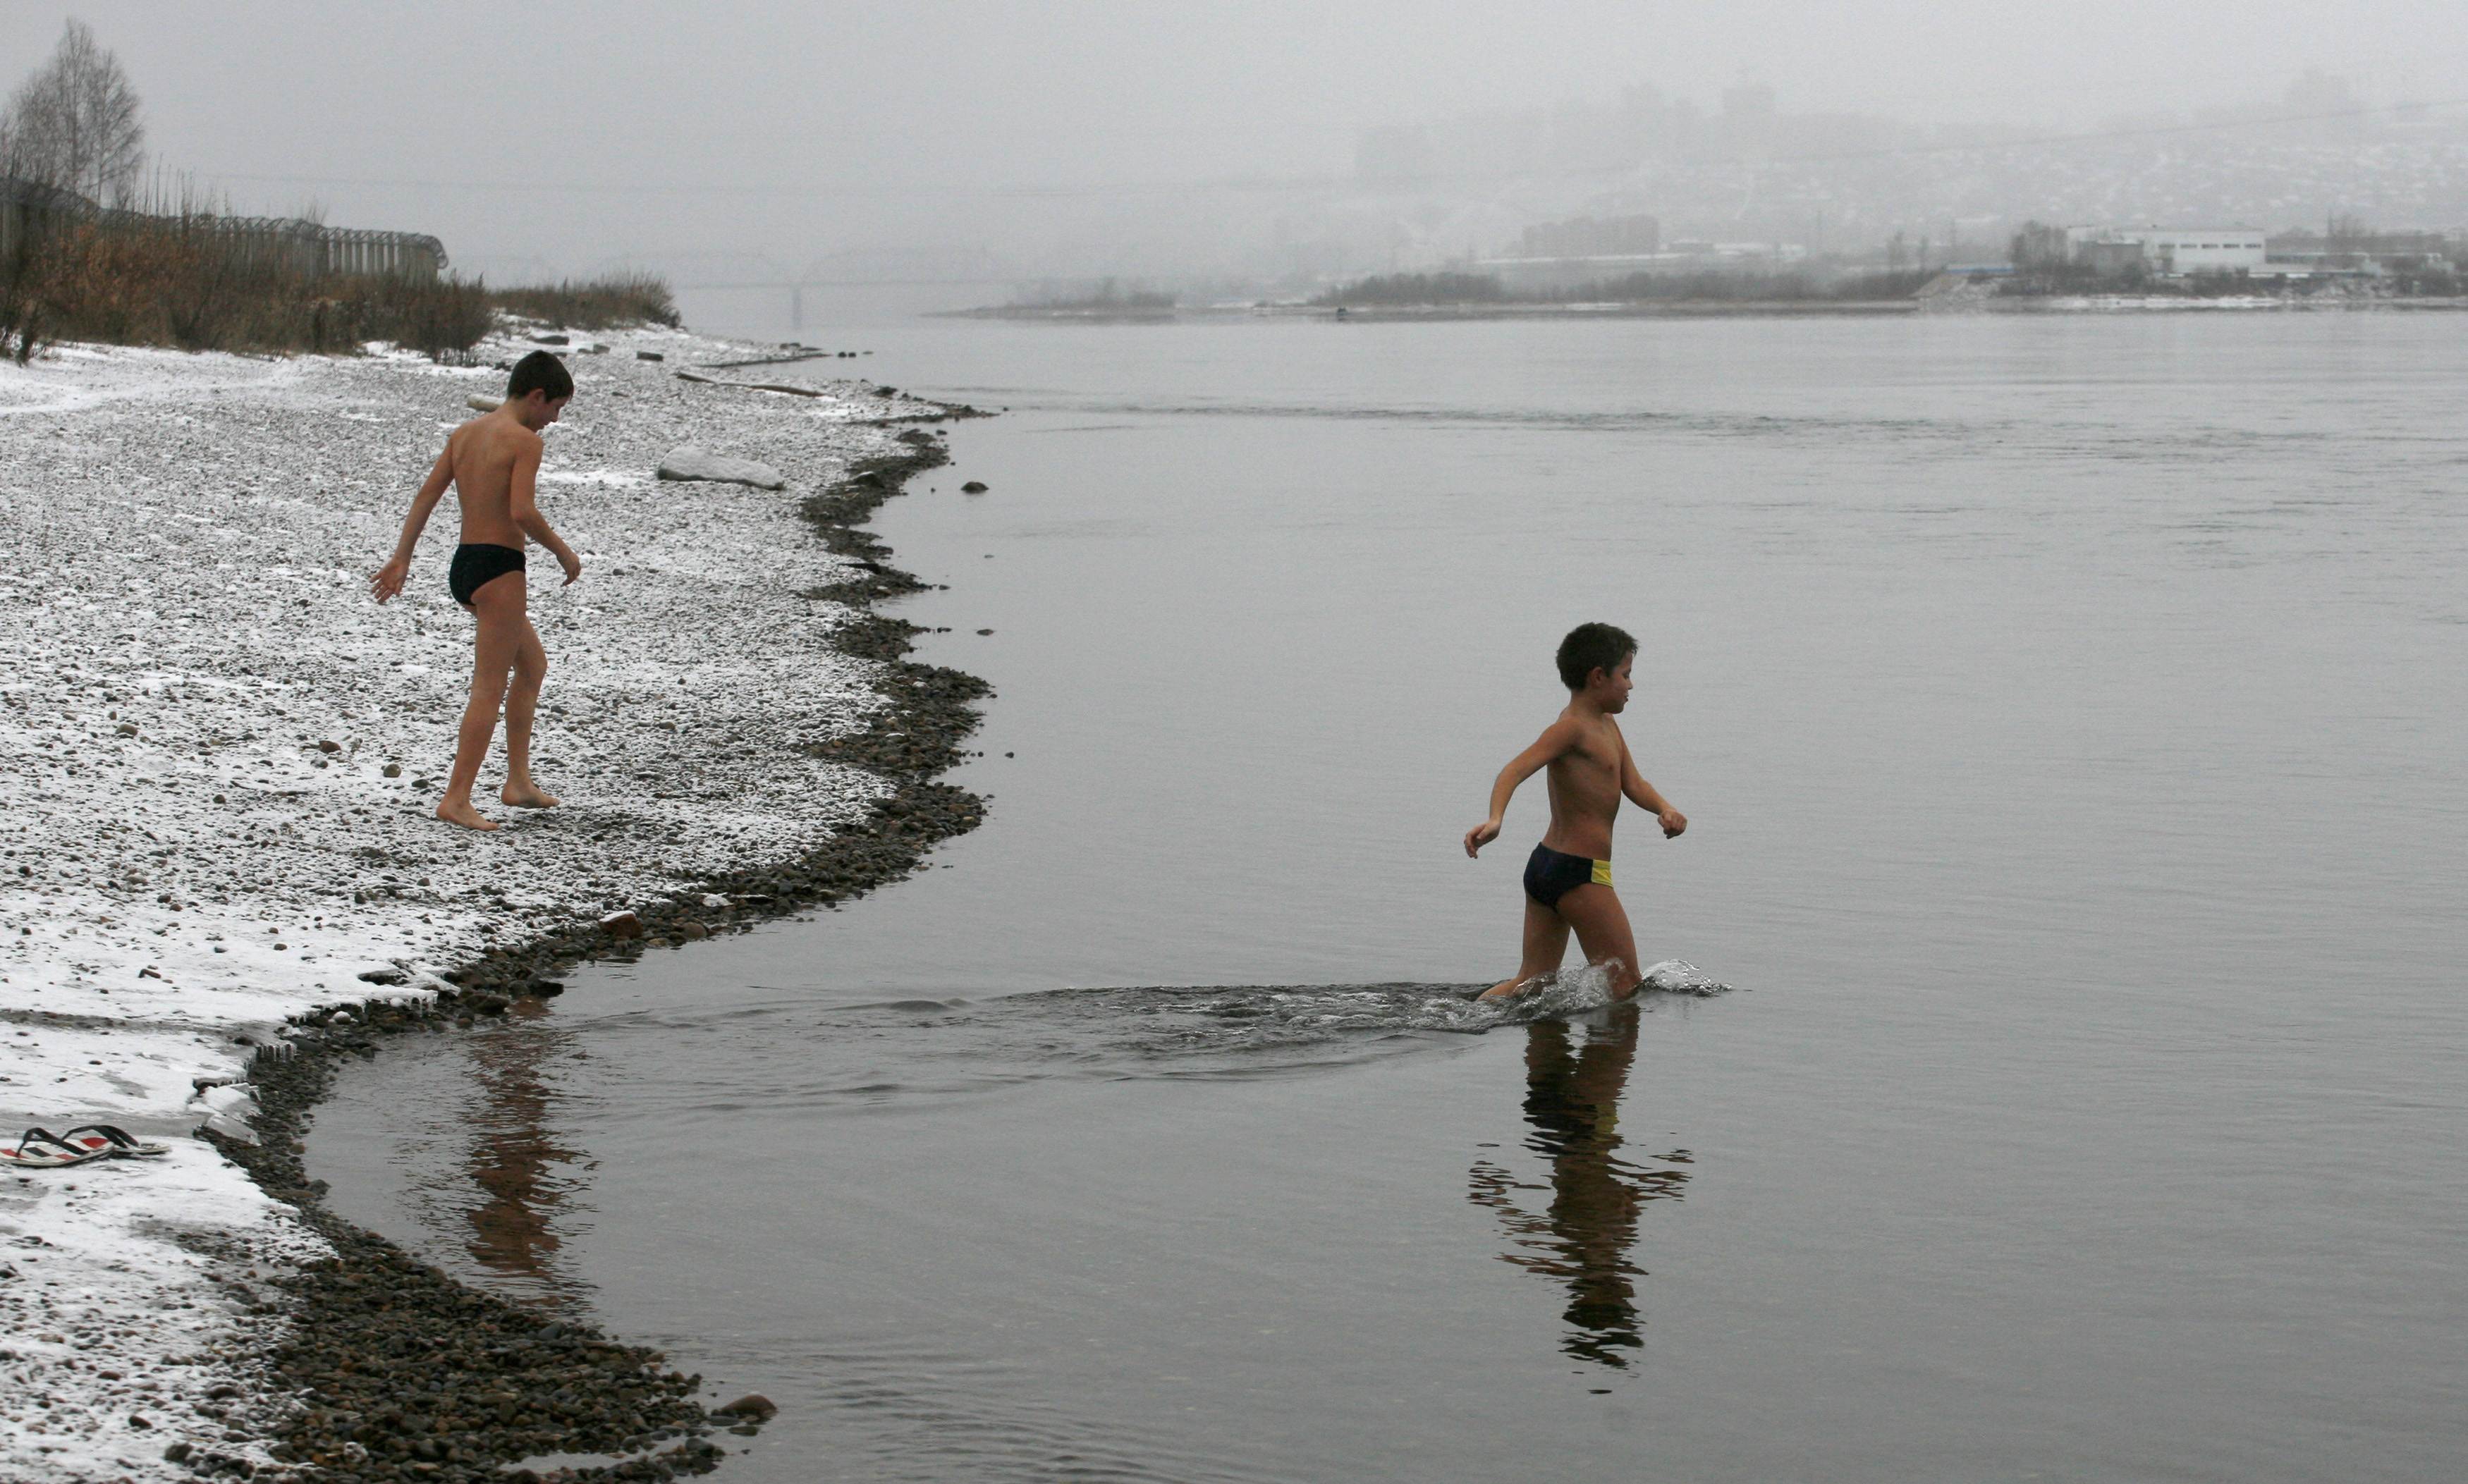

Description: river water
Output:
[312,313,2467,1481]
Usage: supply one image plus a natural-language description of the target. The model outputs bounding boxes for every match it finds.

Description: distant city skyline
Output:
[6,1,2465,292]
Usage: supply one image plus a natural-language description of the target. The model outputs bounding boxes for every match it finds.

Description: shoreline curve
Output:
[0,324,994,1483]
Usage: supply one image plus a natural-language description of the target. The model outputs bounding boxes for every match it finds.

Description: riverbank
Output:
[950,300,1920,321]
[956,293,2468,323]
[0,326,991,1481]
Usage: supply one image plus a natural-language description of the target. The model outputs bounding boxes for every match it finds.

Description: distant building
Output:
[2265,229,2453,276]
[2275,228,2452,258]
[1666,240,1805,262]
[2135,229,2268,273]
[2067,226,2268,275]
[2076,235,2151,276]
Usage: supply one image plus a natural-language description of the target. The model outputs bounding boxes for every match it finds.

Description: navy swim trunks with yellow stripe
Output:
[1522,843,1611,909]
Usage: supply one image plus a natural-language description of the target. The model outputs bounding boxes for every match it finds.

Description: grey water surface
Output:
[312,314,2467,1481]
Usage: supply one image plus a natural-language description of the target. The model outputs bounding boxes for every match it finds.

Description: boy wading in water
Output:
[1465,623,1687,1001]
[369,351,583,831]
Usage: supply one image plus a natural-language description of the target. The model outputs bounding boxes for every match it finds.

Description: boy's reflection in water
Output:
[455,999,594,1309]
[1468,1007,1692,1369]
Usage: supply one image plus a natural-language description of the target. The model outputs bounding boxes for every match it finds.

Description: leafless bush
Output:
[377,276,494,360]
[489,272,680,329]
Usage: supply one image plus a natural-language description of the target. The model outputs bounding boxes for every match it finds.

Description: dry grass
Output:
[0,215,494,360]
[487,272,679,331]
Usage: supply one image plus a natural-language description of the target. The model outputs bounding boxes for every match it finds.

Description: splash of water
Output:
[580,962,1739,1104]
[1639,958,1731,995]
[1474,959,1734,1025]
[1061,959,1736,1057]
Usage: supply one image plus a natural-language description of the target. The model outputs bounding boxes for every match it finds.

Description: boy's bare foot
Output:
[435,796,500,831]
[501,779,559,809]
[1479,978,1527,1002]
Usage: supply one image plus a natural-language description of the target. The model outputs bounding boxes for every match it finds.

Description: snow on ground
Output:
[1,1139,324,1480]
[1,326,930,1480]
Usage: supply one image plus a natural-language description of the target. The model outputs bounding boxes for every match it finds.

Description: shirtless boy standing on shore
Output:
[1465,623,1687,1001]
[369,350,583,831]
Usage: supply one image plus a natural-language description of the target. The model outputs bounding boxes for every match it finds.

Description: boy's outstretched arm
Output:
[507,436,583,585]
[1465,720,1576,857]
[369,446,454,603]
[1617,730,1687,838]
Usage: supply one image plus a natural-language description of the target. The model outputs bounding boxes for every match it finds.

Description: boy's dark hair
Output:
[507,350,573,402]
[1556,623,1637,691]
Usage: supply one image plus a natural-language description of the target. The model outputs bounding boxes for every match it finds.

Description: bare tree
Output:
[2,20,145,203]
[0,99,25,185]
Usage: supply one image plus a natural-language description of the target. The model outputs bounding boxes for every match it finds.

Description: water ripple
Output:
[573,962,1733,1110]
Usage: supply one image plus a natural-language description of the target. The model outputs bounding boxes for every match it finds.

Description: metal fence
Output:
[0,176,446,281]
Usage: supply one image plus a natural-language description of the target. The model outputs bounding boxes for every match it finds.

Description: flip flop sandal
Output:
[0,1127,108,1168]
[55,1124,171,1159]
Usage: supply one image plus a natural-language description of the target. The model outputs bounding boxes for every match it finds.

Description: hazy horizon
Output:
[8,1,2467,295]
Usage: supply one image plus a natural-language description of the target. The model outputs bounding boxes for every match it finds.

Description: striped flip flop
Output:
[55,1124,171,1160]
[0,1127,108,1168]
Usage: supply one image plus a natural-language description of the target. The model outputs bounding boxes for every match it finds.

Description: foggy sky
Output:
[6,1,2464,285]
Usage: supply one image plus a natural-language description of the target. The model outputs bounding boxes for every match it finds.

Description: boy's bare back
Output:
[439,411,545,548]
[370,394,578,610]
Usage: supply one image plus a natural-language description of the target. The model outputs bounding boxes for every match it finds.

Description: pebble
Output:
[714,1394,777,1422]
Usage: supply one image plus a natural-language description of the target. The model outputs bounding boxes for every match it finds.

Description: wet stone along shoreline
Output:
[212,439,992,1483]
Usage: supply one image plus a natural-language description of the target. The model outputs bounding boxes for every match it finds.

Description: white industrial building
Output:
[2134,229,2268,272]
[2068,226,2269,274]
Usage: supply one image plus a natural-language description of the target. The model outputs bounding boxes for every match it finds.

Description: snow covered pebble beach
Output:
[1,326,956,1480]
[1,1140,322,1480]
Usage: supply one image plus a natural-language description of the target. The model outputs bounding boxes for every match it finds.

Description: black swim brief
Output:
[1523,843,1611,909]
[448,543,526,608]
